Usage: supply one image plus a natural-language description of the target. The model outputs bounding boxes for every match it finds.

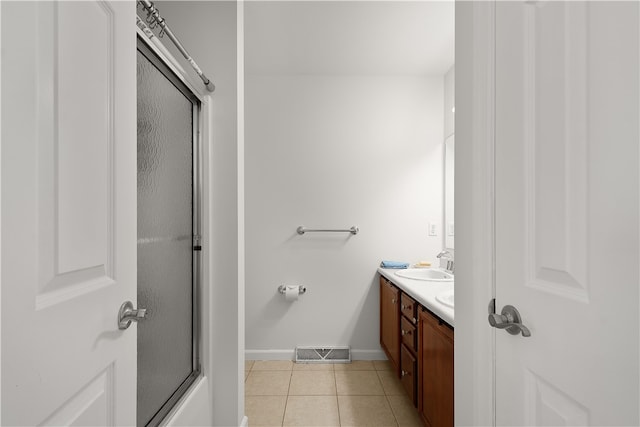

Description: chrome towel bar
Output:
[296,226,359,235]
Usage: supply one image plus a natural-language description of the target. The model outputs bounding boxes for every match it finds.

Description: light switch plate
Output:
[429,222,437,236]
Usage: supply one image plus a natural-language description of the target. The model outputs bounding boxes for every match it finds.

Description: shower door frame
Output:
[136,35,203,427]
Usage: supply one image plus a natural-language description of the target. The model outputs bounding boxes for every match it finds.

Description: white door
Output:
[494,1,639,425]
[1,1,137,425]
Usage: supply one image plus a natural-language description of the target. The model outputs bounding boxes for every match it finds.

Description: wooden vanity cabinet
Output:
[418,307,454,427]
[379,276,400,373]
[379,273,454,423]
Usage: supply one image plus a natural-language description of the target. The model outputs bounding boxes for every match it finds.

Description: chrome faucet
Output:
[437,250,454,273]
[436,250,451,258]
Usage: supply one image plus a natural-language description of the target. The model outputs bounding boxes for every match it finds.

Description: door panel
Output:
[56,0,112,276]
[1,1,136,425]
[37,0,115,308]
[495,1,639,425]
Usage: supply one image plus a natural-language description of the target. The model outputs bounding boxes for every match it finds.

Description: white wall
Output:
[443,65,455,251]
[144,2,244,426]
[245,74,444,358]
[444,65,455,139]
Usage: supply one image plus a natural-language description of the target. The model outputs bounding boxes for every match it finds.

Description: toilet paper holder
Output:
[278,285,307,295]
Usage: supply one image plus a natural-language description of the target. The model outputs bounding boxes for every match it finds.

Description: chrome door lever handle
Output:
[118,301,147,330]
[488,313,531,337]
[488,304,531,337]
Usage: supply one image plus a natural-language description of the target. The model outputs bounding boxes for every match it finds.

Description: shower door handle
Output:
[118,301,147,330]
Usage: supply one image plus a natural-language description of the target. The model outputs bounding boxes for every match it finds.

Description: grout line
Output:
[333,368,342,426]
[281,396,287,427]
[378,370,401,427]
[384,392,400,427]
[281,364,293,427]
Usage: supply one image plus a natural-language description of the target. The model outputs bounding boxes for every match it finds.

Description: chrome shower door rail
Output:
[138,0,215,92]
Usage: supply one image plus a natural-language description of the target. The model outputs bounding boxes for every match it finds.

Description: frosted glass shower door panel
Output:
[137,46,197,427]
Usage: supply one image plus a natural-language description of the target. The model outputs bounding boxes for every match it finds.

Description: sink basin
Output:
[394,268,454,282]
[436,290,454,308]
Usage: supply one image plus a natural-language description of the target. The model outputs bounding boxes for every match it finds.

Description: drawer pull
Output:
[391,298,396,304]
[412,317,417,324]
[401,329,412,336]
[401,370,411,377]
[401,304,413,310]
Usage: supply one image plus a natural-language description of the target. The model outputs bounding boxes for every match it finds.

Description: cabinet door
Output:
[419,309,454,427]
[380,277,400,371]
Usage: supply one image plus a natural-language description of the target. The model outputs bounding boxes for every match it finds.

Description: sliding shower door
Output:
[136,38,201,427]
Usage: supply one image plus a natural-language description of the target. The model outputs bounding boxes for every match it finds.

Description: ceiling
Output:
[245,1,455,76]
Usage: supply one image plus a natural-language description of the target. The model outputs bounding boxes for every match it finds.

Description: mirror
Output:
[444,135,455,249]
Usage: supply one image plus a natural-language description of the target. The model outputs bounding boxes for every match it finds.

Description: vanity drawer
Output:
[400,293,417,324]
[401,343,417,406]
[401,315,417,353]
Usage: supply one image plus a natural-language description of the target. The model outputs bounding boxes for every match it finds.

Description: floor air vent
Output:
[295,346,351,364]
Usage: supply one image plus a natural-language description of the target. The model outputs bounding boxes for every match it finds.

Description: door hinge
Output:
[193,234,202,251]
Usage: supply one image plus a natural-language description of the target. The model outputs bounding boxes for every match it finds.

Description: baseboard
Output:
[349,349,387,360]
[239,416,248,427]
[245,349,387,361]
[245,349,295,360]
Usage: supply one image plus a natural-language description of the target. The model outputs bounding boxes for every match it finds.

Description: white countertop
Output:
[378,267,454,327]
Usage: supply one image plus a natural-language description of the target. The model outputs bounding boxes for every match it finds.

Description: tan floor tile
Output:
[253,360,294,371]
[289,371,336,395]
[334,360,375,371]
[373,360,394,371]
[246,360,255,371]
[387,395,422,427]
[377,371,405,396]
[245,395,287,426]
[283,396,340,426]
[293,363,335,371]
[338,395,398,427]
[245,371,292,396]
[335,371,384,396]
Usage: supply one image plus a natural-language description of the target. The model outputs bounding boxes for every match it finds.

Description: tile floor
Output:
[245,360,423,427]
